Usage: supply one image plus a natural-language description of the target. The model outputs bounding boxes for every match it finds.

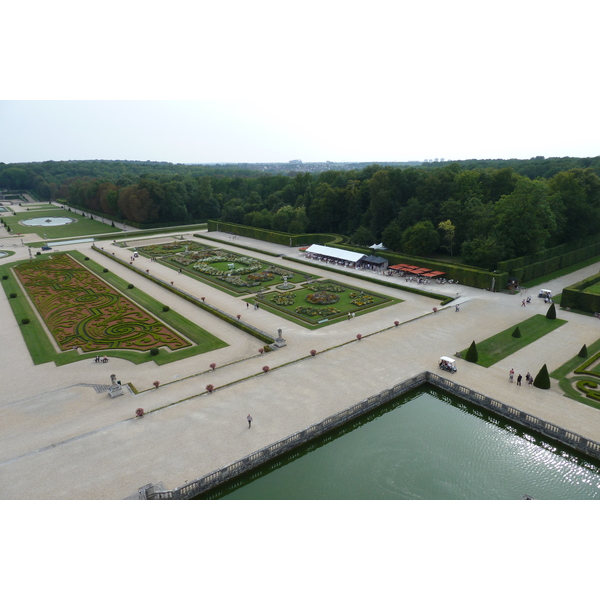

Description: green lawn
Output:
[460,314,567,367]
[3,209,118,238]
[259,280,399,327]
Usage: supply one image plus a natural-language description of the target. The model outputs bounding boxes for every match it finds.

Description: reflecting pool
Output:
[21,217,75,226]
[198,385,600,500]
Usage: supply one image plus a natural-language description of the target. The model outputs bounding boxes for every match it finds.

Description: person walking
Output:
[526,372,533,385]
[517,374,522,386]
[247,414,253,428]
[509,368,514,383]
[455,304,460,312]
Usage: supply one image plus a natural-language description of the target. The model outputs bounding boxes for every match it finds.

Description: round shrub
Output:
[84,257,90,261]
[162,305,170,312]
[2,275,8,280]
[128,284,134,289]
[21,318,30,325]
[9,292,17,299]
[150,348,159,356]
[103,268,109,273]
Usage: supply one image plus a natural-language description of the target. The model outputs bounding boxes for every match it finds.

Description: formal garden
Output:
[1,252,227,365]
[130,241,399,326]
[550,339,600,410]
[260,280,397,325]
[135,242,313,295]
[1,207,117,238]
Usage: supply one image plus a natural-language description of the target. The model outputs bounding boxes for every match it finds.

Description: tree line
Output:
[2,157,600,269]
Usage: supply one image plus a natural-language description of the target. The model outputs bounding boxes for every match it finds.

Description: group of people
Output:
[94,355,109,363]
[509,368,533,386]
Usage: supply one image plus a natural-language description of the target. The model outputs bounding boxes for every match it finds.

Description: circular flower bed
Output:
[272,292,296,305]
[306,291,340,305]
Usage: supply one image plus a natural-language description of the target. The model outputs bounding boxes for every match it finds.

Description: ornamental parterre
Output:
[14,254,190,352]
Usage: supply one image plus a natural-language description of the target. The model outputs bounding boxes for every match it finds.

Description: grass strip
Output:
[460,314,566,368]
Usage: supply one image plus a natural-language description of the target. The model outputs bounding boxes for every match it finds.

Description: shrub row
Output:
[498,233,600,273]
[509,242,600,283]
[193,233,282,258]
[91,247,275,344]
[329,243,506,290]
[207,221,344,247]
[561,273,600,313]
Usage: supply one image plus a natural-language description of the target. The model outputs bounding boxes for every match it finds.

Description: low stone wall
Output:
[427,372,600,460]
[141,372,600,499]
[144,373,429,499]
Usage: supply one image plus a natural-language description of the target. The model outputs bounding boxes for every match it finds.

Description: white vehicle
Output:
[538,289,552,298]
[439,356,457,373]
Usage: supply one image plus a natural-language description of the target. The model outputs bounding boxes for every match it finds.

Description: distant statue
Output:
[278,328,283,339]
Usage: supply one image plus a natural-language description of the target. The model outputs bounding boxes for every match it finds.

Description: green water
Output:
[198,385,600,500]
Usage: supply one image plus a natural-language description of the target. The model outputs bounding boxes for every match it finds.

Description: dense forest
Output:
[2,156,600,270]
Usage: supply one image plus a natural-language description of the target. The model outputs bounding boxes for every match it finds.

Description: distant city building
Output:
[289,159,302,164]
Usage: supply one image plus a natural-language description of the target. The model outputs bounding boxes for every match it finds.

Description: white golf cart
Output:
[439,356,457,374]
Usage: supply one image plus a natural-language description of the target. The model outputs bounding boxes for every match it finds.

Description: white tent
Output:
[304,244,367,263]
[369,243,387,250]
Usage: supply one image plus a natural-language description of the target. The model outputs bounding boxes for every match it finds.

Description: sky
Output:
[2,1,599,165]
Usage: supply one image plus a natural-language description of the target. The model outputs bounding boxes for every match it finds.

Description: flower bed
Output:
[307,283,346,293]
[14,254,190,352]
[306,291,340,305]
[272,292,296,306]
[349,292,375,306]
[295,306,340,317]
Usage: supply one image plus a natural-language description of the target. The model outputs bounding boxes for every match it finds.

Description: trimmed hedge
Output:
[330,243,506,290]
[498,233,600,273]
[499,234,600,283]
[465,341,478,363]
[207,220,343,247]
[561,273,600,313]
[91,247,275,344]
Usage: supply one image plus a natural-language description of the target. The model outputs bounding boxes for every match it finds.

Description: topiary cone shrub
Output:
[465,340,478,363]
[533,364,551,389]
[512,326,521,338]
[579,344,588,358]
[546,303,556,319]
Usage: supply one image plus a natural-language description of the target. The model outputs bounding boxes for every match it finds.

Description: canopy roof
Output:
[305,244,367,263]
[363,255,388,264]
